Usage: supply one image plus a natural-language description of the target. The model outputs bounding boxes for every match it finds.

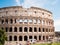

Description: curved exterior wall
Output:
[0,6,55,45]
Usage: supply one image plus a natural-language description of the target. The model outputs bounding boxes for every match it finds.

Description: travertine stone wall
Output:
[0,6,55,45]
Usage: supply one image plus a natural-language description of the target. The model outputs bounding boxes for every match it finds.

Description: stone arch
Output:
[43,36,45,40]
[9,27,12,32]
[24,27,28,32]
[39,28,41,32]
[34,36,37,40]
[24,36,27,41]
[10,19,13,24]
[29,27,32,32]
[39,35,41,40]
[9,36,12,41]
[29,36,32,39]
[19,36,22,41]
[14,36,17,41]
[19,27,22,32]
[5,27,8,32]
[14,27,17,32]
[5,19,8,24]
[34,27,37,32]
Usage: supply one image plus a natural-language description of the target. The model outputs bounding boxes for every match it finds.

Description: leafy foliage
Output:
[0,28,7,45]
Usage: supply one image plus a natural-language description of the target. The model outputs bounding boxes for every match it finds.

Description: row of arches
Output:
[5,27,38,32]
[1,19,16,24]
[0,18,53,25]
[1,27,54,32]
[9,35,48,41]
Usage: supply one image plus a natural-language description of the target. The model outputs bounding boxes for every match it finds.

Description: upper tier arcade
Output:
[0,6,53,19]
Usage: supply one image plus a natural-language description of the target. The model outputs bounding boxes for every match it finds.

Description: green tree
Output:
[0,28,7,45]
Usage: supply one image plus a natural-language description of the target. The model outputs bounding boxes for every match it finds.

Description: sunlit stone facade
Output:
[0,6,55,45]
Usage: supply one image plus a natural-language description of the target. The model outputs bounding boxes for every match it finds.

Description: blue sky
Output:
[0,0,60,31]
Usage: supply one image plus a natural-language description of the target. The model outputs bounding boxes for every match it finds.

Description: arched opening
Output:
[9,27,12,32]
[34,36,37,40]
[29,36,32,39]
[46,36,48,40]
[39,36,41,40]
[43,36,45,40]
[14,27,17,32]
[19,19,23,24]
[9,36,12,41]
[10,19,13,24]
[5,19,8,24]
[1,20,4,24]
[24,36,27,41]
[42,28,44,32]
[33,19,37,24]
[39,28,41,32]
[34,27,37,32]
[29,19,32,24]
[24,19,28,24]
[42,20,45,24]
[15,19,16,23]
[5,27,8,32]
[19,36,22,41]
[19,27,22,32]
[38,19,41,24]
[29,27,32,32]
[14,36,17,41]
[24,27,28,32]
[46,28,48,32]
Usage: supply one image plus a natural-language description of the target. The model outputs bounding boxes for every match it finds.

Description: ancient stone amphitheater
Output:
[0,6,55,45]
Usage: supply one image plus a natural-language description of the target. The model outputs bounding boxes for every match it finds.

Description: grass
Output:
[31,43,52,45]
[52,42,60,45]
[31,42,60,45]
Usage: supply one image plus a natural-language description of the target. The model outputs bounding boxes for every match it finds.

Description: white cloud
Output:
[22,0,48,8]
[15,0,20,6]
[14,0,59,8]
[54,19,60,31]
[14,0,60,31]
[54,19,60,26]
[15,0,58,8]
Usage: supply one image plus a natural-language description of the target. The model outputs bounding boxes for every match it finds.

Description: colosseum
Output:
[0,6,55,45]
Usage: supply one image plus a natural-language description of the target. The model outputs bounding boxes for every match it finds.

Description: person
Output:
[26,41,30,45]
[20,43,21,45]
